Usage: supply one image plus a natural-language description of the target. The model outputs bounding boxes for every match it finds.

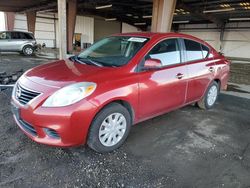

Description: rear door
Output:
[182,38,215,103]
[10,32,24,51]
[138,38,188,119]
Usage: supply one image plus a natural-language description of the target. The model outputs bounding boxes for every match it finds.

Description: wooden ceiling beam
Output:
[19,2,57,13]
[177,2,224,27]
[77,9,147,30]
[0,6,21,12]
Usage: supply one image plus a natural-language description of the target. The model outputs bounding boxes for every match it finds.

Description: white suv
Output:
[0,31,37,56]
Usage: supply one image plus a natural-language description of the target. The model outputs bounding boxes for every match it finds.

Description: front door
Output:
[138,38,188,120]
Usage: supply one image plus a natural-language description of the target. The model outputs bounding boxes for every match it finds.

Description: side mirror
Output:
[142,58,162,70]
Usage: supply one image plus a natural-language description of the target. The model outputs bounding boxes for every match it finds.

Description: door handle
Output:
[176,73,184,79]
[209,67,215,72]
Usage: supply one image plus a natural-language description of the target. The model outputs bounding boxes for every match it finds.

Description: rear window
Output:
[184,39,203,62]
[0,32,11,39]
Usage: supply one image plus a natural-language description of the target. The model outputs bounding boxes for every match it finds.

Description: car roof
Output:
[114,32,200,40]
[1,30,33,34]
[113,32,213,49]
[114,32,159,38]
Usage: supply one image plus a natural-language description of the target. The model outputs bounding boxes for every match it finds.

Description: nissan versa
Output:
[11,33,230,153]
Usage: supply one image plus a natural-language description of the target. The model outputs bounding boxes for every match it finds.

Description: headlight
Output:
[42,82,96,107]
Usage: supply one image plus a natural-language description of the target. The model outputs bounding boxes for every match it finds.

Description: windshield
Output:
[77,36,149,67]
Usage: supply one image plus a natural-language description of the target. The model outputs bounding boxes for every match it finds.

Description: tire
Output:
[22,45,34,56]
[87,103,131,153]
[197,81,219,110]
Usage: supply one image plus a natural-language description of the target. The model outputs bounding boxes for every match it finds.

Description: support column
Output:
[26,11,36,34]
[5,12,15,31]
[58,0,67,59]
[219,24,225,52]
[67,0,77,53]
[151,0,177,32]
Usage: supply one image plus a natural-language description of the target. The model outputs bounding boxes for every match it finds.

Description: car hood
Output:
[24,59,109,88]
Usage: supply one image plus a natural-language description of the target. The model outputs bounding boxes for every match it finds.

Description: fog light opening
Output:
[44,128,60,139]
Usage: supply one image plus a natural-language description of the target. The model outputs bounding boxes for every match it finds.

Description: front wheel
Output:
[87,103,131,153]
[22,45,34,56]
[197,81,219,110]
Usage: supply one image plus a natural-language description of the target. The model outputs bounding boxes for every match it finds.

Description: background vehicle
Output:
[11,33,230,153]
[0,31,37,56]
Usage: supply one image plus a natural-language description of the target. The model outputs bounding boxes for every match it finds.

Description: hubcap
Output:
[25,47,33,55]
[99,113,127,147]
[207,85,218,106]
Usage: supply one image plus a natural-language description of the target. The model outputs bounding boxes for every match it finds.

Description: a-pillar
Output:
[67,0,77,53]
[58,0,67,59]
[26,11,36,34]
[151,0,177,32]
[5,12,15,31]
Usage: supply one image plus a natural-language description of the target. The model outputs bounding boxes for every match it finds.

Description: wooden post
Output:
[26,11,36,34]
[67,0,77,53]
[57,0,67,59]
[151,0,177,32]
[5,12,15,31]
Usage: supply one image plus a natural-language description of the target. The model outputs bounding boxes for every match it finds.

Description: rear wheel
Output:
[22,45,34,56]
[87,103,131,153]
[197,81,219,110]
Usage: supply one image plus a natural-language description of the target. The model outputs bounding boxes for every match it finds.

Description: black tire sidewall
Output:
[87,103,131,153]
[22,45,34,56]
[204,82,219,109]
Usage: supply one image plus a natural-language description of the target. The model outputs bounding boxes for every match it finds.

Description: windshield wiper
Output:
[77,56,103,67]
[71,55,118,67]
[87,56,119,67]
[69,56,86,65]
[70,55,103,67]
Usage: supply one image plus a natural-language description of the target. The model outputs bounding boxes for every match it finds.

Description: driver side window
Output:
[146,38,181,66]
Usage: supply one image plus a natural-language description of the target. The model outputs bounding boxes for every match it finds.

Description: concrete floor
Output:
[0,52,52,73]
[1,54,250,187]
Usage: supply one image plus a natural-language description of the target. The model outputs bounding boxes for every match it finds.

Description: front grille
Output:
[18,119,37,136]
[16,83,40,105]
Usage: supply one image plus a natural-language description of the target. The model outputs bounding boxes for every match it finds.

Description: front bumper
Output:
[11,80,98,147]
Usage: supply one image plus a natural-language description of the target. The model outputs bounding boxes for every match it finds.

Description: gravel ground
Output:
[1,54,250,187]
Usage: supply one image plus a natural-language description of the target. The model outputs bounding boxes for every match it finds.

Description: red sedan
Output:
[11,32,230,153]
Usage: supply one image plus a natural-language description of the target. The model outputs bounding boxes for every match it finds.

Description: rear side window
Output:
[147,38,181,66]
[11,32,21,39]
[19,32,26,39]
[201,44,209,58]
[18,32,33,39]
[184,39,203,62]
